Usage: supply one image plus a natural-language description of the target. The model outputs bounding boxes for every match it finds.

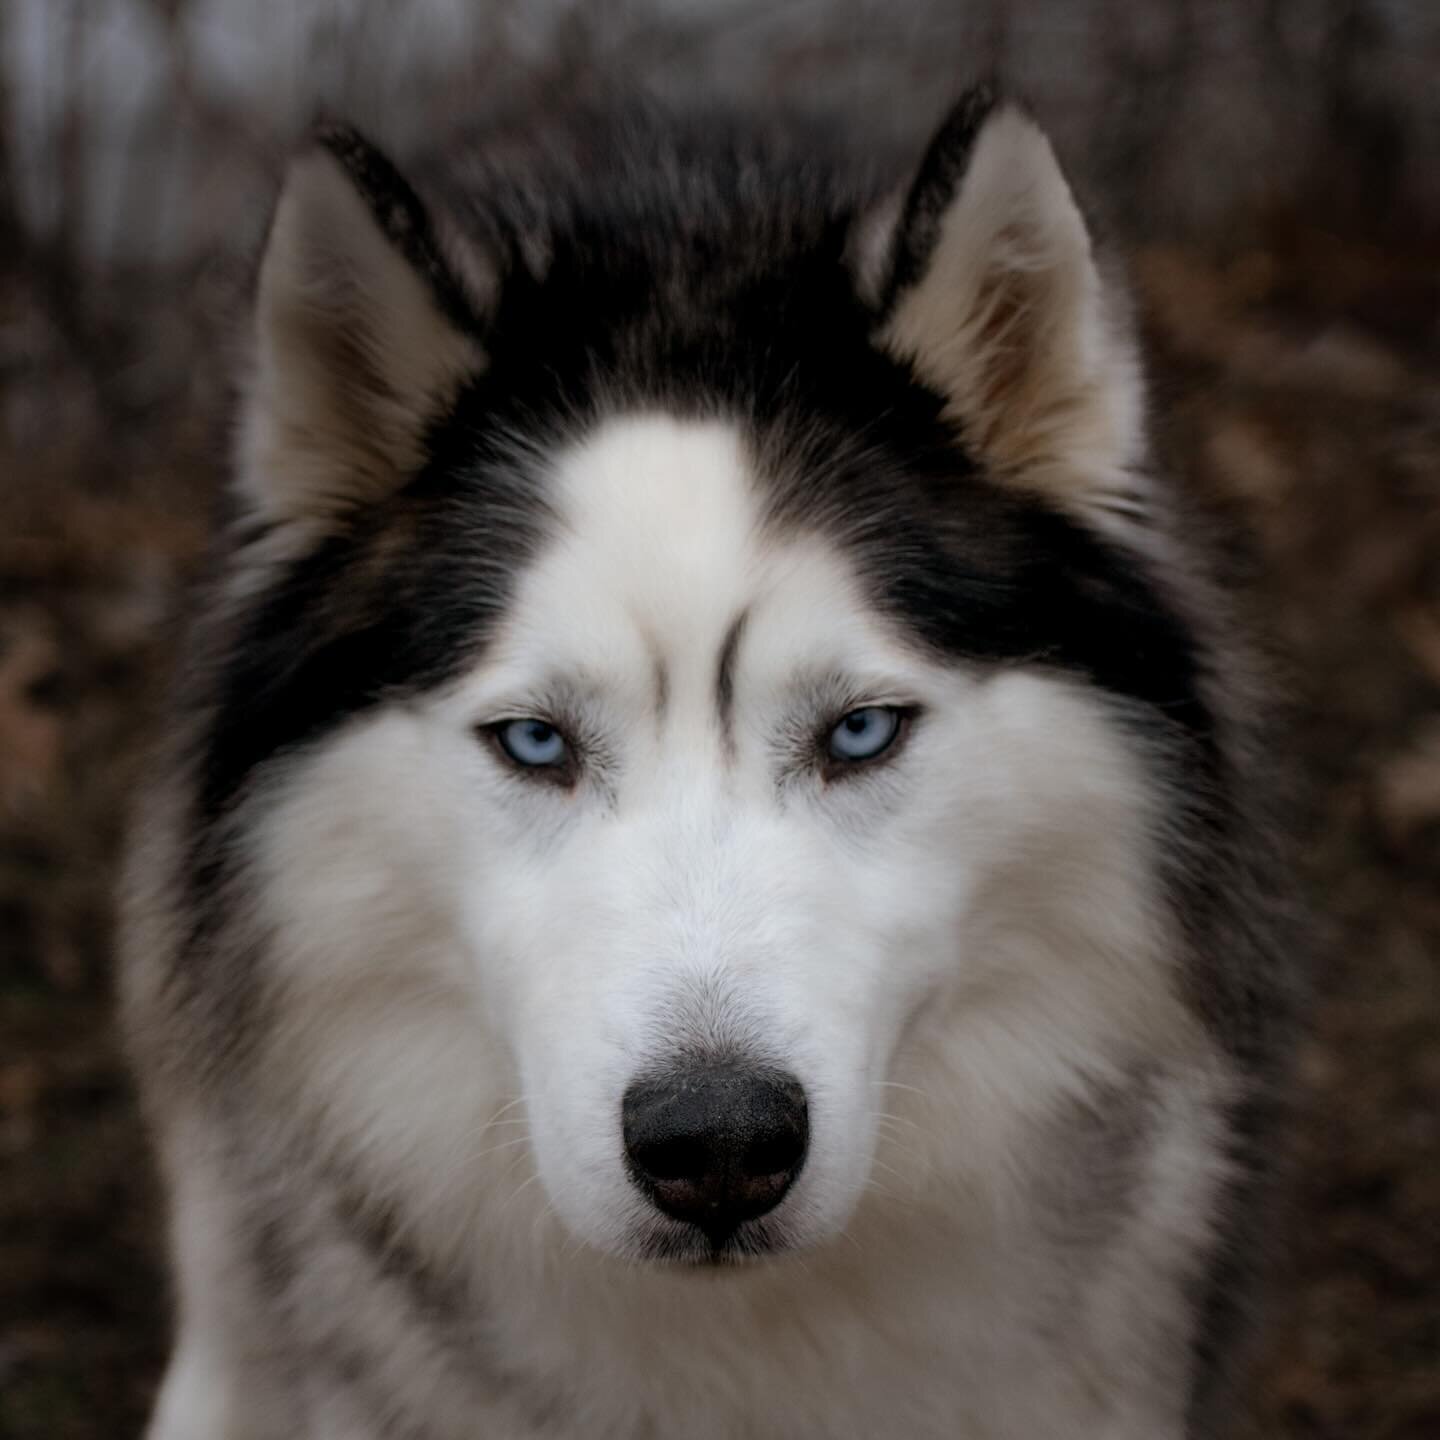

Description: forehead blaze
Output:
[541,416,762,660]
[481,415,896,738]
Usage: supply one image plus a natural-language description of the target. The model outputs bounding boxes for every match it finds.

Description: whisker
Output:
[561,1220,591,1264]
[531,1199,561,1251]
[484,1095,530,1126]
[465,1135,533,1165]
[870,1157,910,1187]
[871,1109,921,1131]
[499,1171,545,1216]
[446,1118,532,1160]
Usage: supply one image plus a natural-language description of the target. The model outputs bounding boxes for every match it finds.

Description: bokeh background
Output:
[2,3,1438,1436]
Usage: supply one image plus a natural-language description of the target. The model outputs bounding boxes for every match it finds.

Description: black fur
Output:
[714,609,748,751]
[880,82,1000,311]
[315,123,485,335]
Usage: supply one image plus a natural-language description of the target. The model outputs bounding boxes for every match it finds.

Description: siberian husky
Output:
[121,89,1302,1439]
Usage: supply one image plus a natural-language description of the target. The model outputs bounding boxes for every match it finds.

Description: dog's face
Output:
[225,96,1205,1268]
[254,412,1170,1265]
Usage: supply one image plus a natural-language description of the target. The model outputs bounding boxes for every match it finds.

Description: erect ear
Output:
[239,126,486,526]
[872,88,1147,524]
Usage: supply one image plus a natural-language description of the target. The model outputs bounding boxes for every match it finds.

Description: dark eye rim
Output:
[820,703,919,778]
[480,718,579,787]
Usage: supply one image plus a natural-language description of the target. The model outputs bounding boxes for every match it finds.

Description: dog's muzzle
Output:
[622,1063,809,1246]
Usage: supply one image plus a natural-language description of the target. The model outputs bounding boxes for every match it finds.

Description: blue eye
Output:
[827,706,902,763]
[496,718,568,769]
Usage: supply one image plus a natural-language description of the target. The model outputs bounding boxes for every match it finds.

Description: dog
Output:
[121,88,1302,1439]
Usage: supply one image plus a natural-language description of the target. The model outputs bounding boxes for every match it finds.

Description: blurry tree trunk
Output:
[1322,0,1405,223]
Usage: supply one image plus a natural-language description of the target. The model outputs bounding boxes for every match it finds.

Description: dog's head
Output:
[214,94,1207,1267]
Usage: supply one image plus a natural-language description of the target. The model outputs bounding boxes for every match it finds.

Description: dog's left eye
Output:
[827,706,903,764]
[494,718,569,769]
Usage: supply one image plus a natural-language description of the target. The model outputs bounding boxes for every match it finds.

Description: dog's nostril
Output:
[745,1127,805,1179]
[632,1134,710,1183]
[622,1064,809,1243]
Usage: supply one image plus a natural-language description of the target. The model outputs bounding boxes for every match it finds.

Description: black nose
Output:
[622,1065,809,1243]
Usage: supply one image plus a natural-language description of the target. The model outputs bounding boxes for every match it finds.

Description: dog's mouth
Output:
[631,1214,797,1269]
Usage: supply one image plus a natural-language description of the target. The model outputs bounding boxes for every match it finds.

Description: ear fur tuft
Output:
[239,125,485,527]
[876,89,1147,524]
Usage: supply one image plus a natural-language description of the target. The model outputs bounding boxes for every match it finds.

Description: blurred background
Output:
[1,2,1438,1436]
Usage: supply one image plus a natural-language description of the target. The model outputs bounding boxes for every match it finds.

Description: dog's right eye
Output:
[826,706,904,764]
[493,718,569,770]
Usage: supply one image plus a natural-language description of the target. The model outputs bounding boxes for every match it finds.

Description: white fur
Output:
[145,1121,292,1440]
[158,414,1230,1438]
